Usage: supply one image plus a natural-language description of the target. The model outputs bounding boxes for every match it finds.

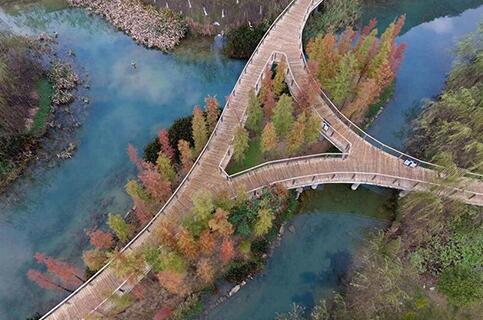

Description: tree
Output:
[138,164,172,203]
[261,122,278,155]
[176,228,198,260]
[259,67,273,103]
[287,113,306,156]
[307,31,340,86]
[108,213,132,243]
[191,190,214,228]
[246,89,263,132]
[326,52,357,105]
[199,230,216,255]
[304,111,321,145]
[87,229,113,249]
[125,180,150,203]
[196,258,215,283]
[254,208,275,237]
[220,237,235,265]
[83,249,108,272]
[345,78,381,121]
[157,271,188,295]
[205,96,220,132]
[192,106,208,154]
[273,60,288,96]
[27,270,73,293]
[127,144,141,169]
[156,152,176,183]
[33,253,84,286]
[263,86,276,118]
[272,94,294,139]
[109,250,145,279]
[155,217,178,250]
[178,139,193,174]
[233,126,249,164]
[158,129,175,161]
[208,208,234,237]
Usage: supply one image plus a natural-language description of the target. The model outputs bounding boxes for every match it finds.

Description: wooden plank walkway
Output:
[41,0,483,318]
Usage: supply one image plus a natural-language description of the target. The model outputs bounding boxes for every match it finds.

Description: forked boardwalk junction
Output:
[42,0,483,318]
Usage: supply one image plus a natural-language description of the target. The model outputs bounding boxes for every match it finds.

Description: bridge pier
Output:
[295,187,303,199]
[311,184,318,190]
[399,190,410,198]
[351,183,360,190]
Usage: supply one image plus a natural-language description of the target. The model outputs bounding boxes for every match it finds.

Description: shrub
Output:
[224,21,270,59]
[438,266,482,306]
[224,260,259,283]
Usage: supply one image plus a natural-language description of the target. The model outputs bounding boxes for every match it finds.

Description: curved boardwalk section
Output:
[42,0,483,318]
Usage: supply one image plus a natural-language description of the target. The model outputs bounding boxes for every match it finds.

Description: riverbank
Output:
[68,0,187,51]
[0,32,84,195]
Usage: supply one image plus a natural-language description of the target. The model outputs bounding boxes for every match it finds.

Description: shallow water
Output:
[206,185,393,320]
[0,3,243,318]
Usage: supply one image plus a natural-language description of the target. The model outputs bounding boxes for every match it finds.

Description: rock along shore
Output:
[68,0,187,51]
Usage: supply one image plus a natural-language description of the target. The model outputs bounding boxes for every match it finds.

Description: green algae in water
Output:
[29,78,53,137]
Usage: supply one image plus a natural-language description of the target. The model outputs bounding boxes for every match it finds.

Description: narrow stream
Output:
[0,0,481,318]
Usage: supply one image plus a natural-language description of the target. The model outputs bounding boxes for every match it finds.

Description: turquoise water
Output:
[207,185,393,320]
[0,3,243,318]
[365,2,483,149]
[0,0,481,318]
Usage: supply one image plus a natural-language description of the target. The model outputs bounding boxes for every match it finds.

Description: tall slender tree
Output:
[178,139,193,174]
[192,106,208,154]
[233,126,249,164]
[246,89,263,132]
[205,96,220,132]
[272,94,294,139]
[261,121,278,155]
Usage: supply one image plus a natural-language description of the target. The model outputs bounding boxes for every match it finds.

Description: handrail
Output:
[298,0,483,181]
[226,152,347,179]
[40,0,303,318]
[247,170,483,199]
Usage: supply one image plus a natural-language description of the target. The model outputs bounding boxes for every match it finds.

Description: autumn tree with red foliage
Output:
[28,253,85,292]
[158,129,174,161]
[87,229,113,249]
[205,96,220,132]
[220,237,235,265]
[27,270,73,293]
[138,163,171,204]
[157,271,188,295]
[307,17,406,123]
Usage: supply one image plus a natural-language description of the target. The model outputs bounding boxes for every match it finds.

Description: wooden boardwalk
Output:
[41,0,483,318]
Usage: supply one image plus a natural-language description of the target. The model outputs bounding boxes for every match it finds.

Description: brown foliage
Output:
[196,258,215,283]
[87,229,113,249]
[176,228,199,260]
[199,229,216,255]
[220,237,235,265]
[157,271,188,296]
[158,129,175,161]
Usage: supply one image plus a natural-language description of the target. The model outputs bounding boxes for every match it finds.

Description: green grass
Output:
[29,78,53,137]
[226,137,264,174]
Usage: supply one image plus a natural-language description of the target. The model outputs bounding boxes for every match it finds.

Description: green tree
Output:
[254,208,274,237]
[272,94,294,139]
[192,190,214,222]
[304,111,321,145]
[125,180,149,202]
[233,126,249,164]
[326,52,357,105]
[192,106,208,154]
[156,152,176,183]
[286,113,306,156]
[108,213,132,243]
[245,89,263,132]
[261,122,278,155]
[273,60,288,96]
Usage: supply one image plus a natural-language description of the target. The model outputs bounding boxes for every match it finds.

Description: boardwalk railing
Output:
[297,0,483,182]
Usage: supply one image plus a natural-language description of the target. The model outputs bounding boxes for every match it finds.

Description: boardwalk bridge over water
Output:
[42,0,483,318]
